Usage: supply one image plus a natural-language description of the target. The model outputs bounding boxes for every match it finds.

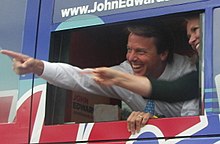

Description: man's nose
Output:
[127,51,137,61]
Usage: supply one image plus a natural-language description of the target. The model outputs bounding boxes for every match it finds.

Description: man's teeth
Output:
[132,65,141,69]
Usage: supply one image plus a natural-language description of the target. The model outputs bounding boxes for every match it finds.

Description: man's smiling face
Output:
[126,33,168,78]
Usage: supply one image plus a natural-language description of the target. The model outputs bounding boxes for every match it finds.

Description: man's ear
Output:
[160,50,169,61]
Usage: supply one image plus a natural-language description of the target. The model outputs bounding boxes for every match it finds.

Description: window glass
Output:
[0,0,27,123]
[213,8,220,113]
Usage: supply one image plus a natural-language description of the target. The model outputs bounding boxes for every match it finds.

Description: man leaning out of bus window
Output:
[92,14,201,134]
[0,23,199,134]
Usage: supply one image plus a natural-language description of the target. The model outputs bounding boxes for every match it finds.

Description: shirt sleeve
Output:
[40,61,147,111]
[149,71,199,103]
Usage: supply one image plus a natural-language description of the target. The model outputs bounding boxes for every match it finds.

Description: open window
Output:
[45,24,127,124]
[45,11,204,125]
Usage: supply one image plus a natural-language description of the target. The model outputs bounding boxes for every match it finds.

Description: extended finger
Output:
[0,50,28,61]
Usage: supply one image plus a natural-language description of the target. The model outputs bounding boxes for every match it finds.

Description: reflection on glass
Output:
[0,48,19,123]
[0,0,26,123]
[213,8,220,113]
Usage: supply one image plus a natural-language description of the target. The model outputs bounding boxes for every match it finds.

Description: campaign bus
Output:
[1,0,220,143]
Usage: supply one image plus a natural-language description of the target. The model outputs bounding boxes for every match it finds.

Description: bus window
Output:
[213,8,220,114]
[0,1,26,123]
[45,11,203,125]
[45,24,126,124]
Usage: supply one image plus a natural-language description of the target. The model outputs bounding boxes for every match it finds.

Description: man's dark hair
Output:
[127,24,174,63]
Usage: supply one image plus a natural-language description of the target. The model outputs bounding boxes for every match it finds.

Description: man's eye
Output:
[137,51,146,55]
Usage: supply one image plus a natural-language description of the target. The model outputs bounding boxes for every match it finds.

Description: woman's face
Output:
[187,18,200,54]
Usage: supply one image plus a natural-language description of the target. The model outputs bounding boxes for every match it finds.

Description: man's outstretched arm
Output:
[0,50,44,76]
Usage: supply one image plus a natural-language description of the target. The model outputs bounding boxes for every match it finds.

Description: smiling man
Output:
[89,14,202,134]
[126,25,172,77]
[0,23,198,121]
